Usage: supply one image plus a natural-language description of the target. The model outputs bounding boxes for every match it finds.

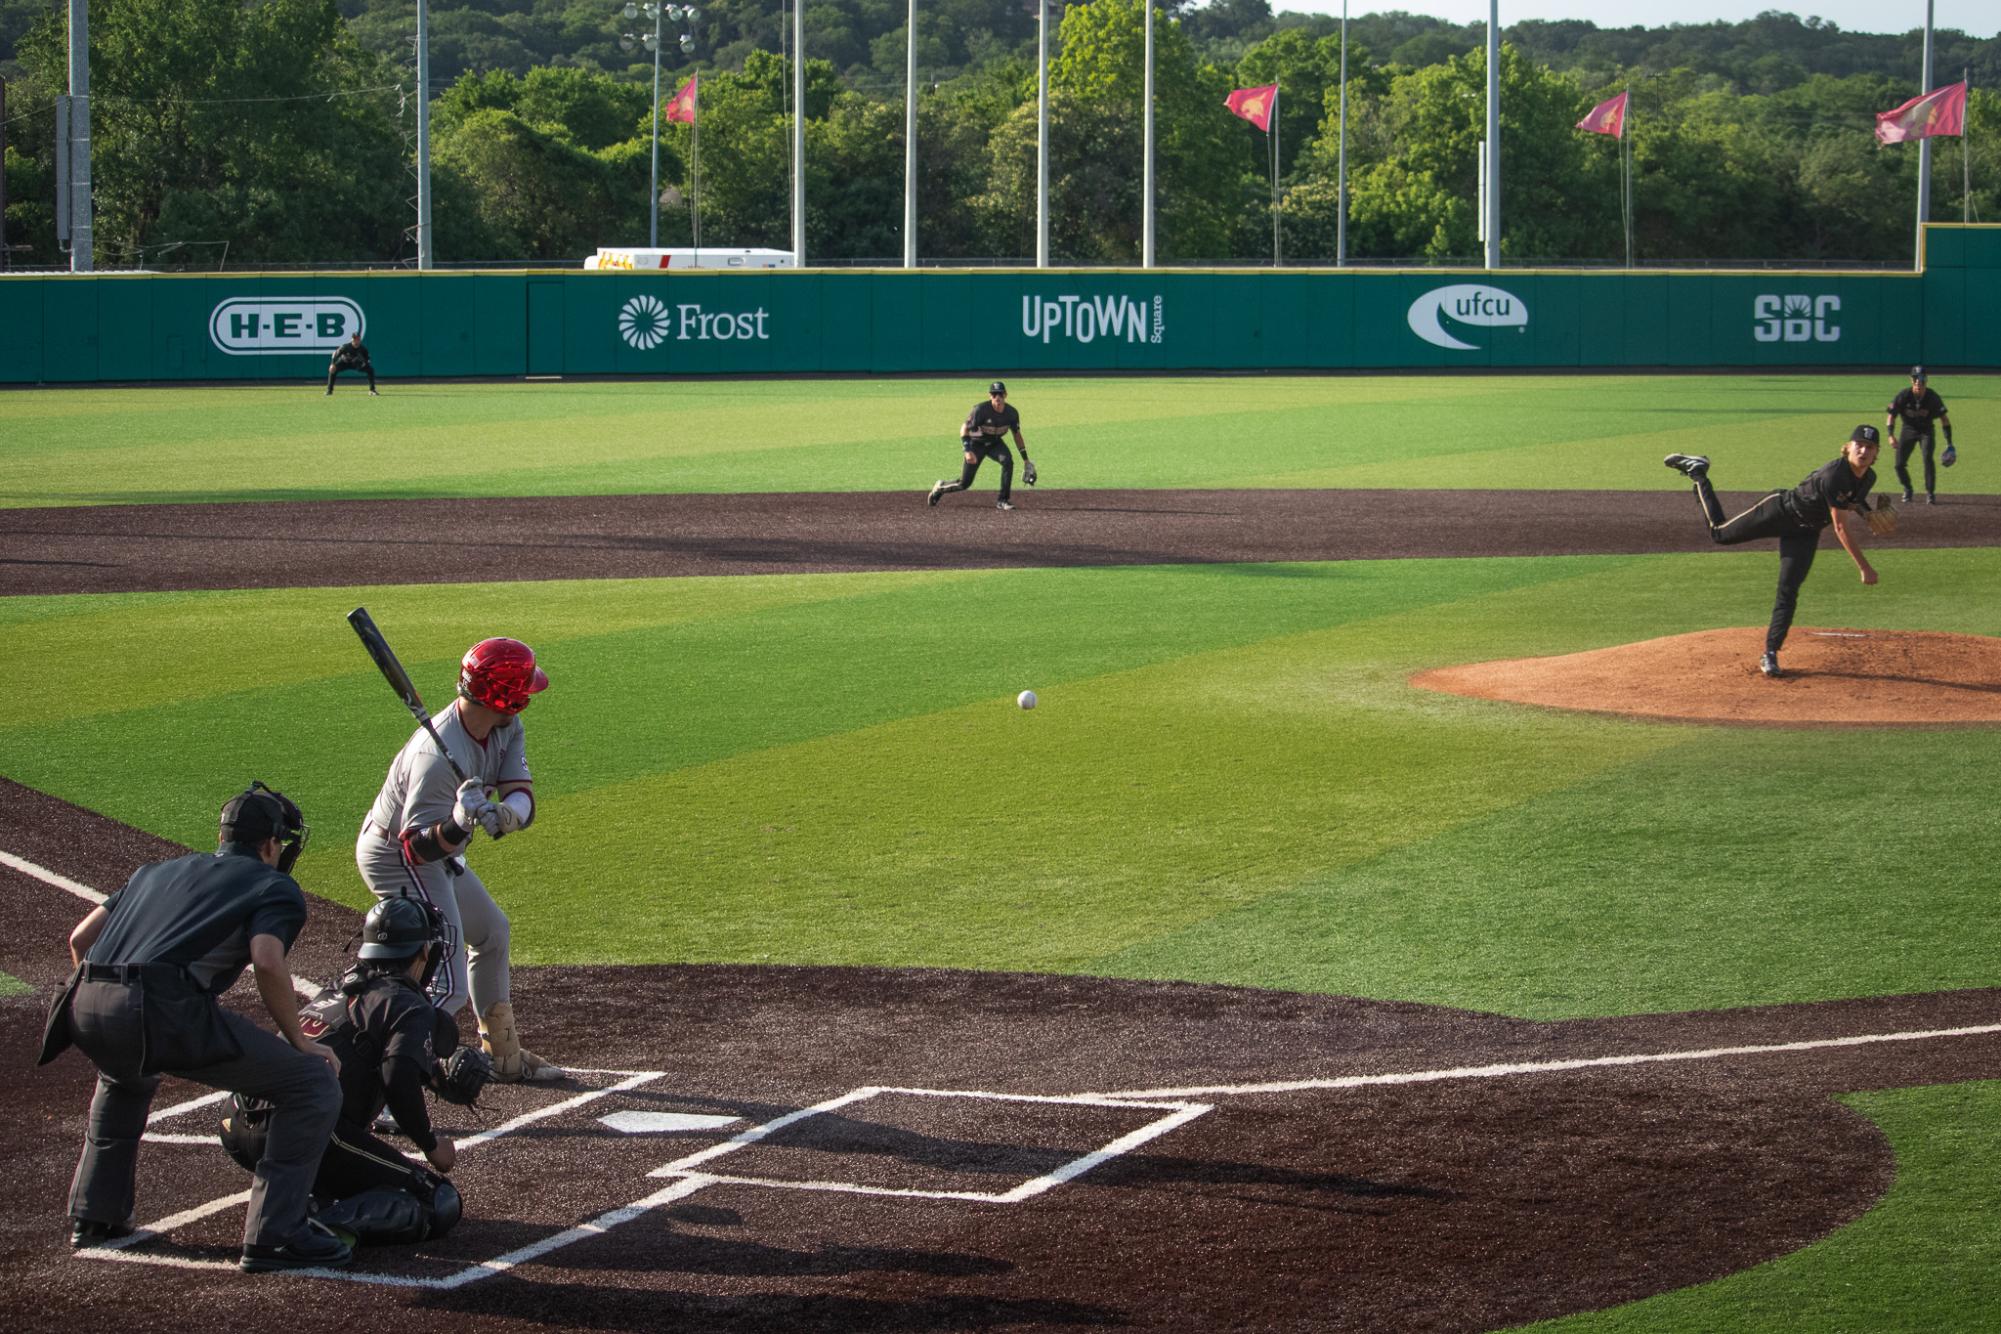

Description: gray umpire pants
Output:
[67,985,340,1248]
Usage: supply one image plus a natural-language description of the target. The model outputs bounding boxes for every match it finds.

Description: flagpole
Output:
[1965,67,1973,224]
[1337,0,1348,266]
[1915,0,1934,270]
[1272,89,1281,267]
[1484,0,1499,270]
[692,79,701,250]
[1622,117,1632,269]
[1142,0,1155,268]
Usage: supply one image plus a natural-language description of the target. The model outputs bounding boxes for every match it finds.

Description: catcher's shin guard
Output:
[479,1001,565,1083]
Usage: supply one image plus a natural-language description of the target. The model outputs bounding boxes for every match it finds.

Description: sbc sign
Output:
[1752,294,1839,344]
[210,297,365,355]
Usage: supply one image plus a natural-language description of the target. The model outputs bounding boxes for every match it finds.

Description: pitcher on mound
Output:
[355,637,564,1082]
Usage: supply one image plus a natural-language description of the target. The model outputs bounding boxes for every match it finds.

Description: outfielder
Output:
[355,637,563,1082]
[929,381,1035,510]
[1664,424,1888,679]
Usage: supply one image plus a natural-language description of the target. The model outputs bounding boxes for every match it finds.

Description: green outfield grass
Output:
[4,371,1998,1331]
[1,372,1994,507]
[4,548,1996,1019]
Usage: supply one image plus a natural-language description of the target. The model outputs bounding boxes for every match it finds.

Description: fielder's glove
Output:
[1942,442,1957,467]
[1023,457,1037,487]
[431,1045,492,1107]
[1865,495,1898,537]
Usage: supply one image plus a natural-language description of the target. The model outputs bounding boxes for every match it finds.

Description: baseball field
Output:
[2,370,1998,1331]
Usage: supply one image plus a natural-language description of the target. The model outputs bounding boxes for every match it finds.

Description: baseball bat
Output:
[346,607,468,783]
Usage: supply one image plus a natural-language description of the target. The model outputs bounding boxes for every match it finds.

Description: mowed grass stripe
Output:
[3,373,1991,507]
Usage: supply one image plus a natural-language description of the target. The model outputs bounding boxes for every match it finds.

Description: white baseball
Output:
[1017,690,1037,710]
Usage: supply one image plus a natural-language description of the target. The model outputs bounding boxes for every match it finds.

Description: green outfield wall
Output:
[4,225,1997,385]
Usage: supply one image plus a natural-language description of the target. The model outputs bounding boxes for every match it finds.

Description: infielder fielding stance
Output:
[929,381,1035,510]
[355,637,564,1081]
[1665,424,1889,679]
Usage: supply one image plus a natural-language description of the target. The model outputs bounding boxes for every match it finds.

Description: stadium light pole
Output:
[792,0,805,263]
[66,0,91,272]
[1142,0,1154,268]
[1336,0,1347,266]
[1484,0,1499,270]
[417,0,432,269]
[1036,0,1049,267]
[622,5,698,249]
[904,0,917,268]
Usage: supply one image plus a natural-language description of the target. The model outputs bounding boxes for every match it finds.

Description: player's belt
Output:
[362,820,397,841]
[81,962,189,985]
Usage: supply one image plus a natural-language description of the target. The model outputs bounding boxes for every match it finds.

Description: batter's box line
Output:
[76,1070,666,1269]
[647,1085,1214,1204]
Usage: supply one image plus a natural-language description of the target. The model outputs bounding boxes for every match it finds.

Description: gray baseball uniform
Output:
[354,702,534,1020]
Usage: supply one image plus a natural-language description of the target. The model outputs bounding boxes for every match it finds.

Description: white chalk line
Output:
[4,846,322,997]
[1092,1021,2001,1102]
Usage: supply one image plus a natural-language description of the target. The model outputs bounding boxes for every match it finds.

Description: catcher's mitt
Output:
[1023,458,1038,486]
[431,1045,492,1106]
[1942,442,1957,468]
[1865,494,1898,537]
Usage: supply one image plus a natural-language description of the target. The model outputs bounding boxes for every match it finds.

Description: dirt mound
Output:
[1410,628,2001,728]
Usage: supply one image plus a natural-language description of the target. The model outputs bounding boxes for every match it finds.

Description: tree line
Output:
[1,0,1995,269]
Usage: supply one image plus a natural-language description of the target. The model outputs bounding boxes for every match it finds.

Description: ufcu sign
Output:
[209,297,365,355]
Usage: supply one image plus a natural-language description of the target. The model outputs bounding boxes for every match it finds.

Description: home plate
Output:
[600,1111,743,1134]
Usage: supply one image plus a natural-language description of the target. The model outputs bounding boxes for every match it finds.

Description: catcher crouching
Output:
[219,897,488,1245]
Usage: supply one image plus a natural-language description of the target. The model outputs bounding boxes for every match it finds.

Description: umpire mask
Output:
[219,781,310,873]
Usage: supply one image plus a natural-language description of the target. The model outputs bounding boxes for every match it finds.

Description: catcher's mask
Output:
[358,896,447,991]
[458,637,549,715]
[219,782,309,874]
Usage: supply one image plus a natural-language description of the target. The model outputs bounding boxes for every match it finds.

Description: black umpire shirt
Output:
[298,972,444,1153]
[1784,456,1876,530]
[87,851,307,995]
[964,400,1021,442]
[331,340,372,370]
[1886,386,1947,438]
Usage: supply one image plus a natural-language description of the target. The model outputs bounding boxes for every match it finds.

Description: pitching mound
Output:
[1410,628,2001,728]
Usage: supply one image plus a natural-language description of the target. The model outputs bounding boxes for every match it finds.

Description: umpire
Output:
[327,331,379,396]
[1883,366,1954,504]
[220,896,473,1247]
[39,783,352,1272]
[928,381,1035,510]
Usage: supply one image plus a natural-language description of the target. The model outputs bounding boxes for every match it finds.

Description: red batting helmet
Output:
[458,638,549,715]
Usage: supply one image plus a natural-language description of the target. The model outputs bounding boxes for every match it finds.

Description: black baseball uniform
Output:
[41,849,340,1250]
[942,399,1022,502]
[327,338,377,393]
[220,966,459,1234]
[1689,455,1876,655]
[1885,385,1949,498]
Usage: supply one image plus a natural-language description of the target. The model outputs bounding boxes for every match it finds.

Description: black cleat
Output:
[995,500,1015,511]
[1927,494,1938,505]
[926,480,945,507]
[1663,454,1710,480]
[1760,652,1782,679]
[241,1219,355,1273]
[70,1217,135,1249]
[1901,489,1914,502]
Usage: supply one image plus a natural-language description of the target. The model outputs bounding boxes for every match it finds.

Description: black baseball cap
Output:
[1850,424,1881,446]
[988,381,1007,396]
[1909,365,1927,382]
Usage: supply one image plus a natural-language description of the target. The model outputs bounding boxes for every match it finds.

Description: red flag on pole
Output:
[1875,80,1966,144]
[664,73,698,125]
[1576,91,1628,138]
[1225,84,1278,132]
